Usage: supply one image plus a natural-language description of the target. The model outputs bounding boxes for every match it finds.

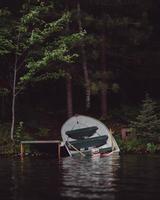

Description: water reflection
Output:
[115,155,160,200]
[60,155,120,199]
[0,158,13,200]
[1,155,160,200]
[7,158,61,200]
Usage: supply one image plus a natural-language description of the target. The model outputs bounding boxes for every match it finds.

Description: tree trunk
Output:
[77,1,91,110]
[10,32,20,141]
[65,4,73,118]
[101,32,107,118]
[10,64,17,141]
[1,96,5,120]
[66,75,73,118]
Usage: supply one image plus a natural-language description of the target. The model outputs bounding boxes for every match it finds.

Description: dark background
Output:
[0,0,160,124]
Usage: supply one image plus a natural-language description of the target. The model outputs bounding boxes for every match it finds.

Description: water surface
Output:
[0,155,160,200]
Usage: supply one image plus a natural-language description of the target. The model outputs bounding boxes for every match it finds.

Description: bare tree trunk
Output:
[10,61,17,141]
[10,32,20,141]
[65,4,73,118]
[101,32,107,118]
[77,1,91,110]
[66,75,73,118]
[101,87,107,118]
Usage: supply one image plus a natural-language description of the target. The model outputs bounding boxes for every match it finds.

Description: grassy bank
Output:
[116,136,160,154]
[1,122,160,156]
[0,121,62,156]
[0,122,35,156]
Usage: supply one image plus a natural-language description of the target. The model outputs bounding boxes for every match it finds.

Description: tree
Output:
[77,1,91,111]
[100,29,108,118]
[0,1,84,140]
[66,73,73,117]
[131,94,160,142]
[62,0,153,117]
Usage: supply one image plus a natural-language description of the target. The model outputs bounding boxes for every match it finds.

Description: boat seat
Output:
[99,147,112,153]
[66,126,98,140]
[68,135,108,150]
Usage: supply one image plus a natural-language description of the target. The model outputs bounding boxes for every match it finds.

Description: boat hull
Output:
[61,115,120,157]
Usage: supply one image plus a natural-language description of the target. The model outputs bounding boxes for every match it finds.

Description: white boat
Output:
[61,115,120,157]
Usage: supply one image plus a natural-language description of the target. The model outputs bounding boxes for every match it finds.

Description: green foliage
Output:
[0,9,10,16]
[0,9,14,56]
[111,83,120,93]
[0,0,156,143]
[116,138,159,154]
[0,1,85,141]
[0,122,34,154]
[90,82,99,95]
[0,123,11,145]
[90,71,119,95]
[21,1,54,25]
[0,88,9,97]
[0,36,14,55]
[110,105,139,123]
[31,70,66,82]
[117,138,145,153]
[35,127,50,139]
[146,143,157,153]
[14,121,24,144]
[129,12,152,45]
[17,2,84,86]
[130,94,160,142]
[0,1,84,90]
[28,12,71,45]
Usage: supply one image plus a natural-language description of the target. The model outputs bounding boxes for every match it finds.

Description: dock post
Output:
[57,143,61,160]
[20,143,24,158]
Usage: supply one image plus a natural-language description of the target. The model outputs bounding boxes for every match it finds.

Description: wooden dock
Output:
[20,140,62,159]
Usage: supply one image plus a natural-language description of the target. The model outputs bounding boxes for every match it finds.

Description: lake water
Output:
[0,154,160,200]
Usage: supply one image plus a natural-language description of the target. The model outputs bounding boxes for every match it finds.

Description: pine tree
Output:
[131,94,160,142]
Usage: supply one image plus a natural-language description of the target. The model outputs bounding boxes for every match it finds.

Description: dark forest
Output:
[0,0,160,147]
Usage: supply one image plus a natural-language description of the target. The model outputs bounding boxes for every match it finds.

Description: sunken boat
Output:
[61,115,120,157]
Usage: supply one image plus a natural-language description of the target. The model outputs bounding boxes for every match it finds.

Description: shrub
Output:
[130,94,160,142]
[146,143,157,153]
